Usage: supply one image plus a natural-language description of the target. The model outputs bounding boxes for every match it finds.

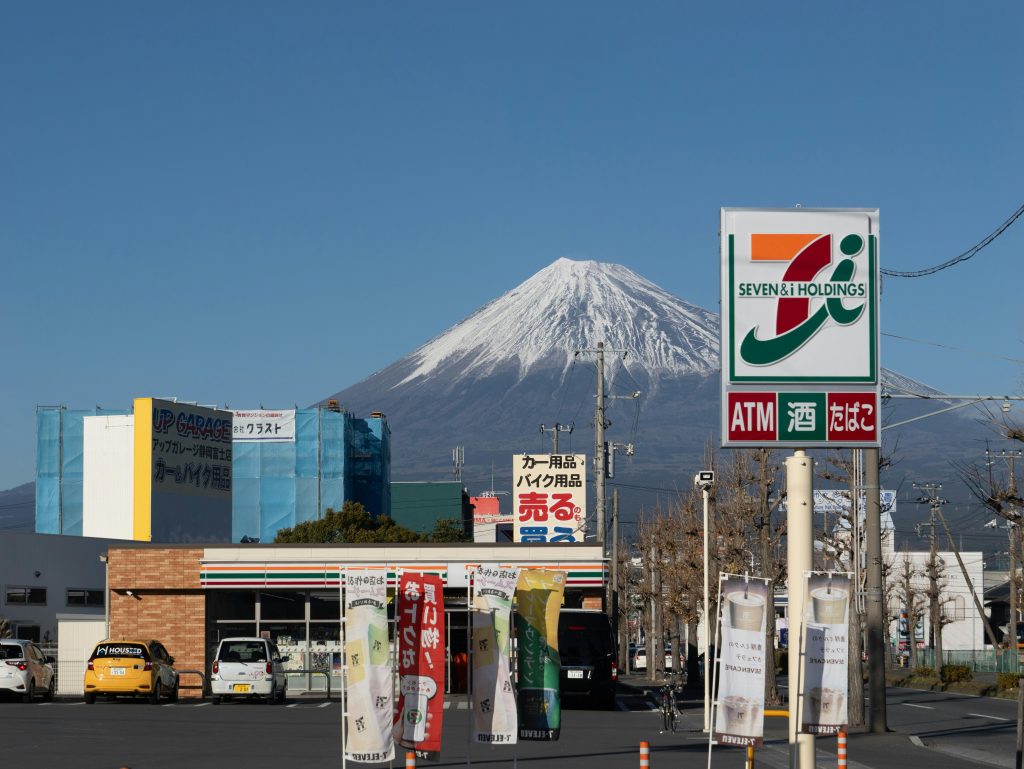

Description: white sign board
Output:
[720,208,880,448]
[232,409,296,442]
[512,454,586,543]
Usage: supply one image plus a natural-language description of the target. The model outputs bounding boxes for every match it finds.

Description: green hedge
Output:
[997,672,1023,691]
[940,664,972,684]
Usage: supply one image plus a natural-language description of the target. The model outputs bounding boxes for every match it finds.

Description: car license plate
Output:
[567,669,584,679]
[233,684,251,693]
[110,668,126,676]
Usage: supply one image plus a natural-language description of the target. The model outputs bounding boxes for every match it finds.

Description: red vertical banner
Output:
[394,572,446,758]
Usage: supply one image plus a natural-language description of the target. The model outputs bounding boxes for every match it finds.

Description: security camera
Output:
[984,519,998,529]
[694,471,715,490]
[125,590,134,597]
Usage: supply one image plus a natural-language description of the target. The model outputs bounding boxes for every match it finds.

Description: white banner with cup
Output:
[800,572,851,735]
[343,569,395,763]
[713,574,770,747]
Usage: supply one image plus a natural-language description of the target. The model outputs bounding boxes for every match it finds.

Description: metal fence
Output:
[913,648,1022,673]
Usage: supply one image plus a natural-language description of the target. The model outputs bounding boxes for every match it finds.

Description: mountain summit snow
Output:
[392,257,720,387]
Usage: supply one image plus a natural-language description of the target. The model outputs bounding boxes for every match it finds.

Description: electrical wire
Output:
[882,332,1024,365]
[881,202,1024,278]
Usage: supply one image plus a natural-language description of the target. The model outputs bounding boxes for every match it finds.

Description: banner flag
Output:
[471,565,521,744]
[394,572,446,759]
[343,569,394,763]
[713,574,770,747]
[515,569,566,741]
[800,572,852,735]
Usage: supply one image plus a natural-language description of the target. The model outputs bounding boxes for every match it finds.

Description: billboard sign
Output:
[134,398,233,542]
[512,454,586,543]
[720,208,880,448]
[232,409,296,442]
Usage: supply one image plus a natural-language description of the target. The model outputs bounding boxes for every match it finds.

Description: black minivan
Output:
[557,609,617,709]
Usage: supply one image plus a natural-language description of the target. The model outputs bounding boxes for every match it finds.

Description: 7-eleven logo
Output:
[739,233,867,367]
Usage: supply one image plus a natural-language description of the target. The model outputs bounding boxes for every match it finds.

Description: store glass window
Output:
[214,623,257,641]
[6,587,46,605]
[66,588,104,607]
[259,592,304,620]
[310,591,341,621]
[208,591,256,620]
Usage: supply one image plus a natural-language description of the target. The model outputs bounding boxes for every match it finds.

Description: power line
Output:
[881,202,1024,278]
[882,332,1024,365]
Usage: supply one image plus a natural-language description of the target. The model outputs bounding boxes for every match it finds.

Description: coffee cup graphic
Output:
[810,588,848,625]
[400,675,438,743]
[728,591,765,631]
[808,687,845,725]
[722,695,761,736]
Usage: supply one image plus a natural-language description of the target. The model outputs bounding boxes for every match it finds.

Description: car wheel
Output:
[211,695,222,705]
[278,682,286,705]
[168,680,179,702]
[84,692,96,705]
[44,676,55,701]
[265,684,277,705]
[22,680,35,703]
[149,680,162,705]
[603,691,617,710]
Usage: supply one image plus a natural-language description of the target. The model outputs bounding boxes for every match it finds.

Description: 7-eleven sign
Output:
[720,208,880,448]
[727,391,878,446]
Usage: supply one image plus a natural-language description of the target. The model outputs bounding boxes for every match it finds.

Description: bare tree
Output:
[893,547,928,671]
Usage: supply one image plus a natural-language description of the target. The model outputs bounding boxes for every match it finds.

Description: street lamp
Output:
[694,470,714,732]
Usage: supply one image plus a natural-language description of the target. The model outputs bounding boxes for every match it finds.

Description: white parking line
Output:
[287,703,301,708]
[194,702,211,707]
[902,703,934,710]
[968,712,1009,721]
[317,702,331,708]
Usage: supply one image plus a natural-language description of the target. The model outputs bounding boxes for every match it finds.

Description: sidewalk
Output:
[617,672,1015,769]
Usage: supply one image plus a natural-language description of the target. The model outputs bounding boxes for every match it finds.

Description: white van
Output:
[210,637,289,704]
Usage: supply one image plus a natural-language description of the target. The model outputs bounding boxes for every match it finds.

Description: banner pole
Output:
[786,450,815,769]
[340,567,347,769]
[466,570,473,769]
[706,572,725,769]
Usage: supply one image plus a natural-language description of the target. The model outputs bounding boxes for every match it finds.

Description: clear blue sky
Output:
[2,2,1022,491]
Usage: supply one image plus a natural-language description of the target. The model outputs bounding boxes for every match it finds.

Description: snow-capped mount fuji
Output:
[382,257,719,391]
[323,258,964,517]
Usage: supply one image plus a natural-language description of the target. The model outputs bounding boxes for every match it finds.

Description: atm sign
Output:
[726,391,878,446]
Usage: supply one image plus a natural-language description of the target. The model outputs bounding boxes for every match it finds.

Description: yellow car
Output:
[84,640,179,704]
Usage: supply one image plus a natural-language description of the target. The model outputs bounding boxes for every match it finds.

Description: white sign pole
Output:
[786,451,815,769]
[702,484,711,732]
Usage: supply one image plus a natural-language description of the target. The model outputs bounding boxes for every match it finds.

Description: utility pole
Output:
[988,447,1022,659]
[933,503,1001,650]
[914,482,945,670]
[539,422,574,454]
[578,342,634,546]
[863,447,887,732]
[594,343,607,546]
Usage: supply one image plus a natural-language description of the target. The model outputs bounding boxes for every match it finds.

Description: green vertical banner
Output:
[515,569,566,741]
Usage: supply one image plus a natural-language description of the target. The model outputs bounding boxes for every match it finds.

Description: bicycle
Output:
[658,670,685,733]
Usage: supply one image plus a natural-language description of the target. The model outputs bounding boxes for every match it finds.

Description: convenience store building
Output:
[104,541,607,698]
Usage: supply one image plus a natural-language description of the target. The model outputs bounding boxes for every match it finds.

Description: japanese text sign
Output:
[232,410,296,442]
[394,572,445,759]
[344,569,394,763]
[512,454,586,543]
[720,209,880,448]
[800,572,851,735]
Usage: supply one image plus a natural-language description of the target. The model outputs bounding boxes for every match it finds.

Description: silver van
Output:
[210,637,288,704]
